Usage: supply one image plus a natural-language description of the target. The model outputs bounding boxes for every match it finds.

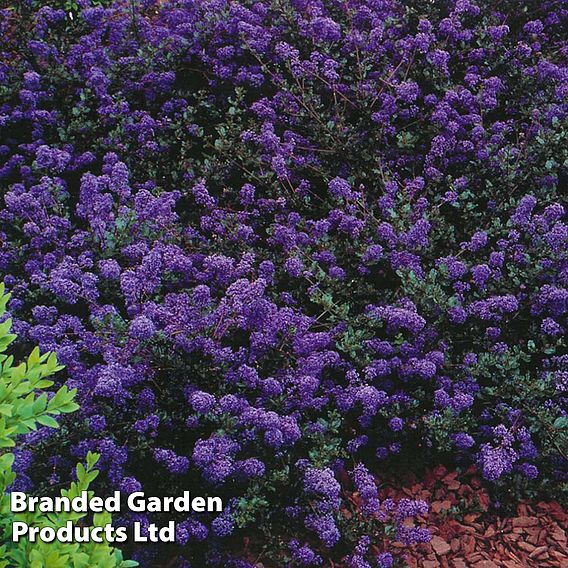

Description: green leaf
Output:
[553,416,568,430]
[36,415,60,429]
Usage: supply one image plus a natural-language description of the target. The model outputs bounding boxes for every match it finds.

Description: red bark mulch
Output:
[381,465,568,567]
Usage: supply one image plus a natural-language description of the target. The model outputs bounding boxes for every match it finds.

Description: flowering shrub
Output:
[1,0,568,565]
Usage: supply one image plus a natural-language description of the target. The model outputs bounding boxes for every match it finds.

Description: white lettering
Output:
[105,491,121,512]
[11,522,28,542]
[10,492,28,513]
[133,521,147,542]
[127,492,145,512]
[207,496,223,512]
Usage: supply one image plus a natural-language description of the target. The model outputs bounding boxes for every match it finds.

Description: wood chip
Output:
[512,516,539,528]
[473,561,499,568]
[518,541,535,553]
[529,546,549,560]
[551,527,567,544]
[431,501,444,514]
[431,536,452,556]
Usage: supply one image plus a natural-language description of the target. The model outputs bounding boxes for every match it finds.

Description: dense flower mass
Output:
[2,0,568,565]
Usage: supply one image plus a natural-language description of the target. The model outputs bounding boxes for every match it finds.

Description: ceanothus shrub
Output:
[1,0,568,565]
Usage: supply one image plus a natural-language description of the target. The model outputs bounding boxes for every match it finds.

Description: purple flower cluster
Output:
[2,0,568,565]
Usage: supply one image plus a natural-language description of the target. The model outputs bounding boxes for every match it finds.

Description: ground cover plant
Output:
[1,0,568,565]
